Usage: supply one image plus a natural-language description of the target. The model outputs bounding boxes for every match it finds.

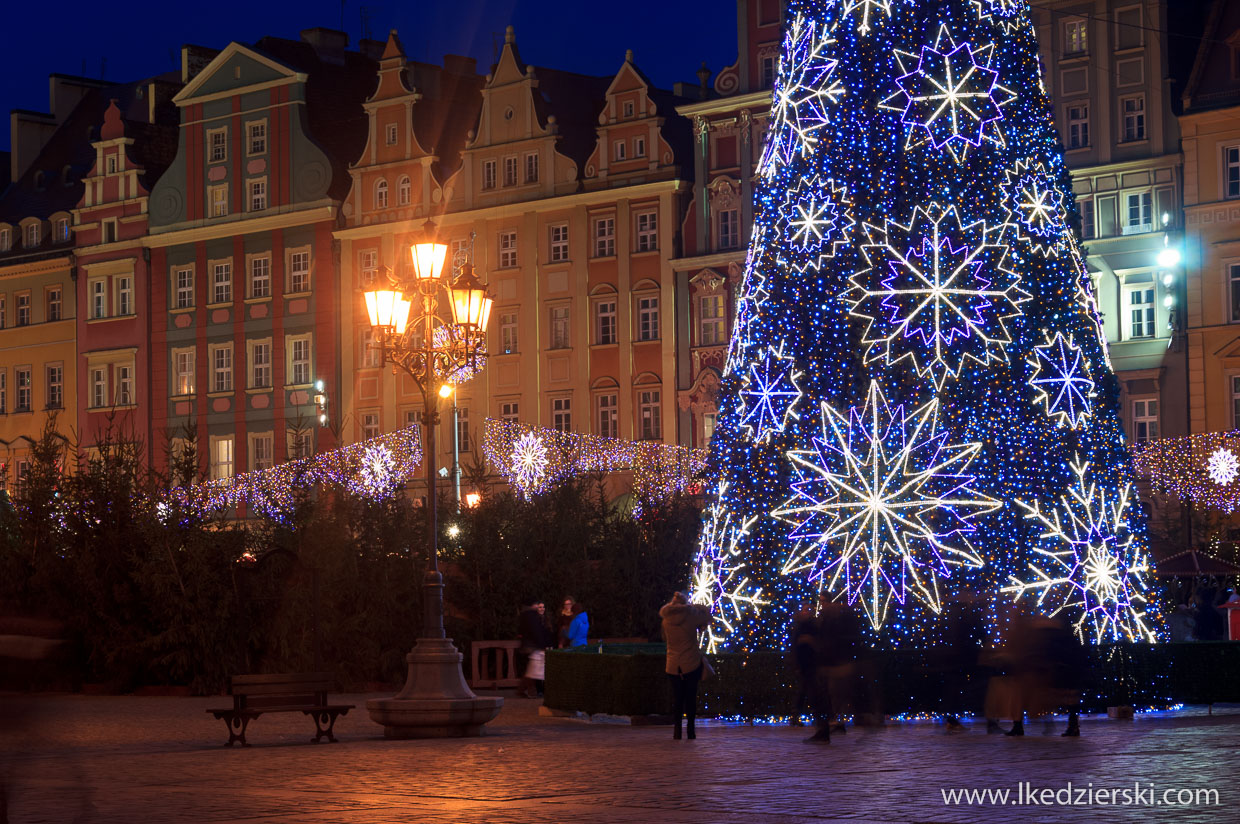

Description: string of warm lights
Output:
[1131,432,1240,511]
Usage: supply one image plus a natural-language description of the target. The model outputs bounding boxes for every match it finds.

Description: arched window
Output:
[374,178,389,209]
[397,175,411,206]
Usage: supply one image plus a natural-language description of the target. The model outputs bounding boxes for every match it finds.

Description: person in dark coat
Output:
[937,595,985,731]
[516,600,553,698]
[789,603,818,727]
[660,592,711,740]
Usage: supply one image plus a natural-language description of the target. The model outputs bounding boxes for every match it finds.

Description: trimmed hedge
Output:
[544,642,1240,718]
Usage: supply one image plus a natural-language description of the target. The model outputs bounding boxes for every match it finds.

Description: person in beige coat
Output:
[660,592,711,740]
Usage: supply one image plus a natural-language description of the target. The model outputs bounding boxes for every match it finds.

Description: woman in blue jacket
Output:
[558,596,589,647]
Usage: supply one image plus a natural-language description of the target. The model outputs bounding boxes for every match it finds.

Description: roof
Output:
[1153,548,1240,576]
[1181,0,1240,112]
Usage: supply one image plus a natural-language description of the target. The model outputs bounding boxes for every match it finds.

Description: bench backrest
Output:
[230,672,336,698]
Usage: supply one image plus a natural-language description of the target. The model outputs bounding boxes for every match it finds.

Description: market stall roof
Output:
[1152,549,1240,577]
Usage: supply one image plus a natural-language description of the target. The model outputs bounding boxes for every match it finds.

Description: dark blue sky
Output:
[3,0,739,152]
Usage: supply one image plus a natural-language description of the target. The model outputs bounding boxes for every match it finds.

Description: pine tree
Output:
[691,0,1158,650]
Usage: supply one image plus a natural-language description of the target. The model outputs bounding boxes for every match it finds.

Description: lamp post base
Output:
[366,636,502,739]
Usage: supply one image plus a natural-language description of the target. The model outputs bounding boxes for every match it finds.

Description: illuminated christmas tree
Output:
[691,0,1158,650]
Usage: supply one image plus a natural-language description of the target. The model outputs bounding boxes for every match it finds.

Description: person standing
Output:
[789,603,818,727]
[660,592,711,740]
[516,600,553,698]
[558,596,589,648]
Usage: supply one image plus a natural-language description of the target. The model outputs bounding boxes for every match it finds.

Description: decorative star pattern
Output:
[737,342,805,445]
[726,224,773,377]
[839,0,894,35]
[881,26,1016,162]
[972,0,1030,33]
[1207,448,1239,486]
[1005,160,1068,257]
[511,431,549,498]
[757,13,844,178]
[690,487,766,653]
[1029,331,1095,429]
[774,381,998,630]
[353,442,399,499]
[847,204,1029,387]
[1004,458,1156,643]
[780,176,855,274]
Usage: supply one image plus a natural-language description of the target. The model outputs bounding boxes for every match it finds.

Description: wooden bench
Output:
[206,672,353,747]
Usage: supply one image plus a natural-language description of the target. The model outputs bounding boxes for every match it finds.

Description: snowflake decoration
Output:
[511,431,549,498]
[737,342,804,444]
[773,381,998,630]
[1005,160,1068,257]
[354,442,399,499]
[838,0,894,35]
[1029,332,1095,429]
[757,13,844,178]
[726,224,773,376]
[690,488,766,653]
[1004,458,1155,643]
[881,26,1016,162]
[847,204,1029,387]
[1208,448,1239,486]
[972,0,1030,33]
[1071,254,1114,373]
[780,176,855,274]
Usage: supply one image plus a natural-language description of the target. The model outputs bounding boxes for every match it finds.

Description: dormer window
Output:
[374,178,388,209]
[633,136,646,158]
[106,155,118,175]
[56,218,70,242]
[0,227,10,252]
[25,223,40,248]
[613,141,627,162]
[623,101,634,118]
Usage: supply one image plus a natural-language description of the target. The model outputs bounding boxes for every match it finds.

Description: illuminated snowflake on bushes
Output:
[511,431,549,498]
[774,381,998,630]
[1005,160,1068,257]
[847,204,1028,387]
[780,176,854,274]
[1029,331,1095,429]
[1004,458,1155,643]
[690,487,765,653]
[353,442,399,499]
[1208,448,1239,486]
[882,26,1016,162]
[757,13,843,178]
[737,342,804,445]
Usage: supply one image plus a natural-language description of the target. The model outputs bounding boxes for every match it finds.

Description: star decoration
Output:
[690,487,766,653]
[881,26,1016,162]
[839,0,894,35]
[511,431,549,498]
[353,442,399,499]
[773,381,998,630]
[847,204,1030,387]
[1004,458,1156,643]
[434,324,487,384]
[972,0,1030,33]
[757,13,844,178]
[1005,160,1068,257]
[737,342,804,445]
[780,176,855,274]
[1029,331,1095,429]
[1207,448,1239,486]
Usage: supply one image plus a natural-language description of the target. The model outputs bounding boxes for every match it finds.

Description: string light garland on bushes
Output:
[1132,431,1240,511]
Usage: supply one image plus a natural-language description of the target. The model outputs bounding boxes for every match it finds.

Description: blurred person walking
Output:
[660,591,711,740]
[516,599,553,698]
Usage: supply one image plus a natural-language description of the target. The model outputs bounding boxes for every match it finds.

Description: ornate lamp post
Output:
[363,230,502,738]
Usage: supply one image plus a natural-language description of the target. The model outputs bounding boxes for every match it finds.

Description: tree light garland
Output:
[1132,431,1240,511]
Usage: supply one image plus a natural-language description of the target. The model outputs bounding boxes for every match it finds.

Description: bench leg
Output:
[307,709,347,743]
[223,714,252,747]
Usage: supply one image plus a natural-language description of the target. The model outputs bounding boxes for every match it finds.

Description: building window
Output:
[482,159,497,190]
[15,367,31,411]
[248,178,267,211]
[1230,264,1240,323]
[361,411,380,440]
[0,228,9,251]
[595,300,617,345]
[503,155,518,187]
[1233,378,1240,429]
[550,306,570,349]
[175,267,194,308]
[115,364,133,406]
[549,224,569,262]
[101,218,118,243]
[360,249,378,288]
[90,280,106,319]
[0,295,5,328]
[1132,398,1158,443]
[498,231,518,268]
[501,401,519,422]
[46,287,61,322]
[635,211,657,252]
[1115,6,1143,50]
[1121,96,1145,142]
[106,155,118,175]
[397,175,411,206]
[718,209,740,250]
[251,432,274,471]
[210,437,235,480]
[209,184,228,217]
[760,54,777,89]
[361,328,382,367]
[289,250,310,293]
[0,371,6,413]
[56,218,70,242]
[623,101,635,118]
[208,128,227,163]
[525,152,539,183]
[289,335,312,385]
[16,293,30,326]
[633,136,646,158]
[500,312,518,353]
[639,389,662,440]
[88,367,104,409]
[699,294,726,345]
[1067,104,1089,149]
[456,407,471,451]
[594,217,615,257]
[703,412,717,445]
[637,296,659,341]
[249,255,271,298]
[212,261,232,304]
[375,178,388,209]
[1078,198,1095,240]
[288,429,312,459]
[174,348,195,395]
[211,344,233,392]
[247,120,267,155]
[116,277,133,316]
[596,393,618,439]
[1225,146,1240,200]
[45,364,62,409]
[24,223,40,248]
[552,397,572,432]
[386,123,398,145]
[1063,18,1088,55]
[1124,191,1152,234]
[250,340,272,388]
[613,140,627,162]
[1123,284,1155,340]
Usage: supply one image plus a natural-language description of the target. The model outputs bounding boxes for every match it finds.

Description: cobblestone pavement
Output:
[1,693,1236,823]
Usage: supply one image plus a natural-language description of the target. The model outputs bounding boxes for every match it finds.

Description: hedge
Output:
[544,642,1240,718]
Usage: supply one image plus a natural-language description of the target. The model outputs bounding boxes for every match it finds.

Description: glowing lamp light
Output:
[464,492,481,508]
[446,523,461,538]
[1157,247,1181,268]
[365,289,410,332]
[438,384,454,398]
[448,266,493,330]
[411,242,449,281]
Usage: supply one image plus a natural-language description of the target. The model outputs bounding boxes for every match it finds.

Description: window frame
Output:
[172,347,196,396]
[209,435,235,480]
[503,155,518,187]
[637,295,660,341]
[1067,103,1089,150]
[247,119,267,155]
[1120,94,1146,143]
[248,338,273,389]
[45,363,63,409]
[287,333,313,386]
[250,431,275,471]
[718,209,740,250]
[552,396,572,433]
[596,392,618,439]
[397,175,411,206]
[481,159,497,190]
[287,248,311,294]
[699,293,727,346]
[635,211,658,252]
[498,231,518,269]
[115,276,133,317]
[46,286,62,322]
[594,298,618,345]
[524,152,539,183]
[549,223,569,263]
[638,388,662,440]
[1121,281,1156,340]
[208,183,228,217]
[209,342,234,393]
[550,304,571,349]
[211,259,233,305]
[15,292,31,327]
[174,266,194,309]
[207,127,228,163]
[1224,145,1240,200]
[1131,397,1158,444]
[247,177,267,212]
[593,216,616,258]
[248,254,272,299]
[1063,17,1088,56]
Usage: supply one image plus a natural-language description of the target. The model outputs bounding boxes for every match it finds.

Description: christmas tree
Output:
[691,0,1158,650]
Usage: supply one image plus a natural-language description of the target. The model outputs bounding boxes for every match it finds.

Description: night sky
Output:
[2,0,739,152]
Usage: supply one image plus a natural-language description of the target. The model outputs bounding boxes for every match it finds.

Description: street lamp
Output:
[363,228,502,738]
